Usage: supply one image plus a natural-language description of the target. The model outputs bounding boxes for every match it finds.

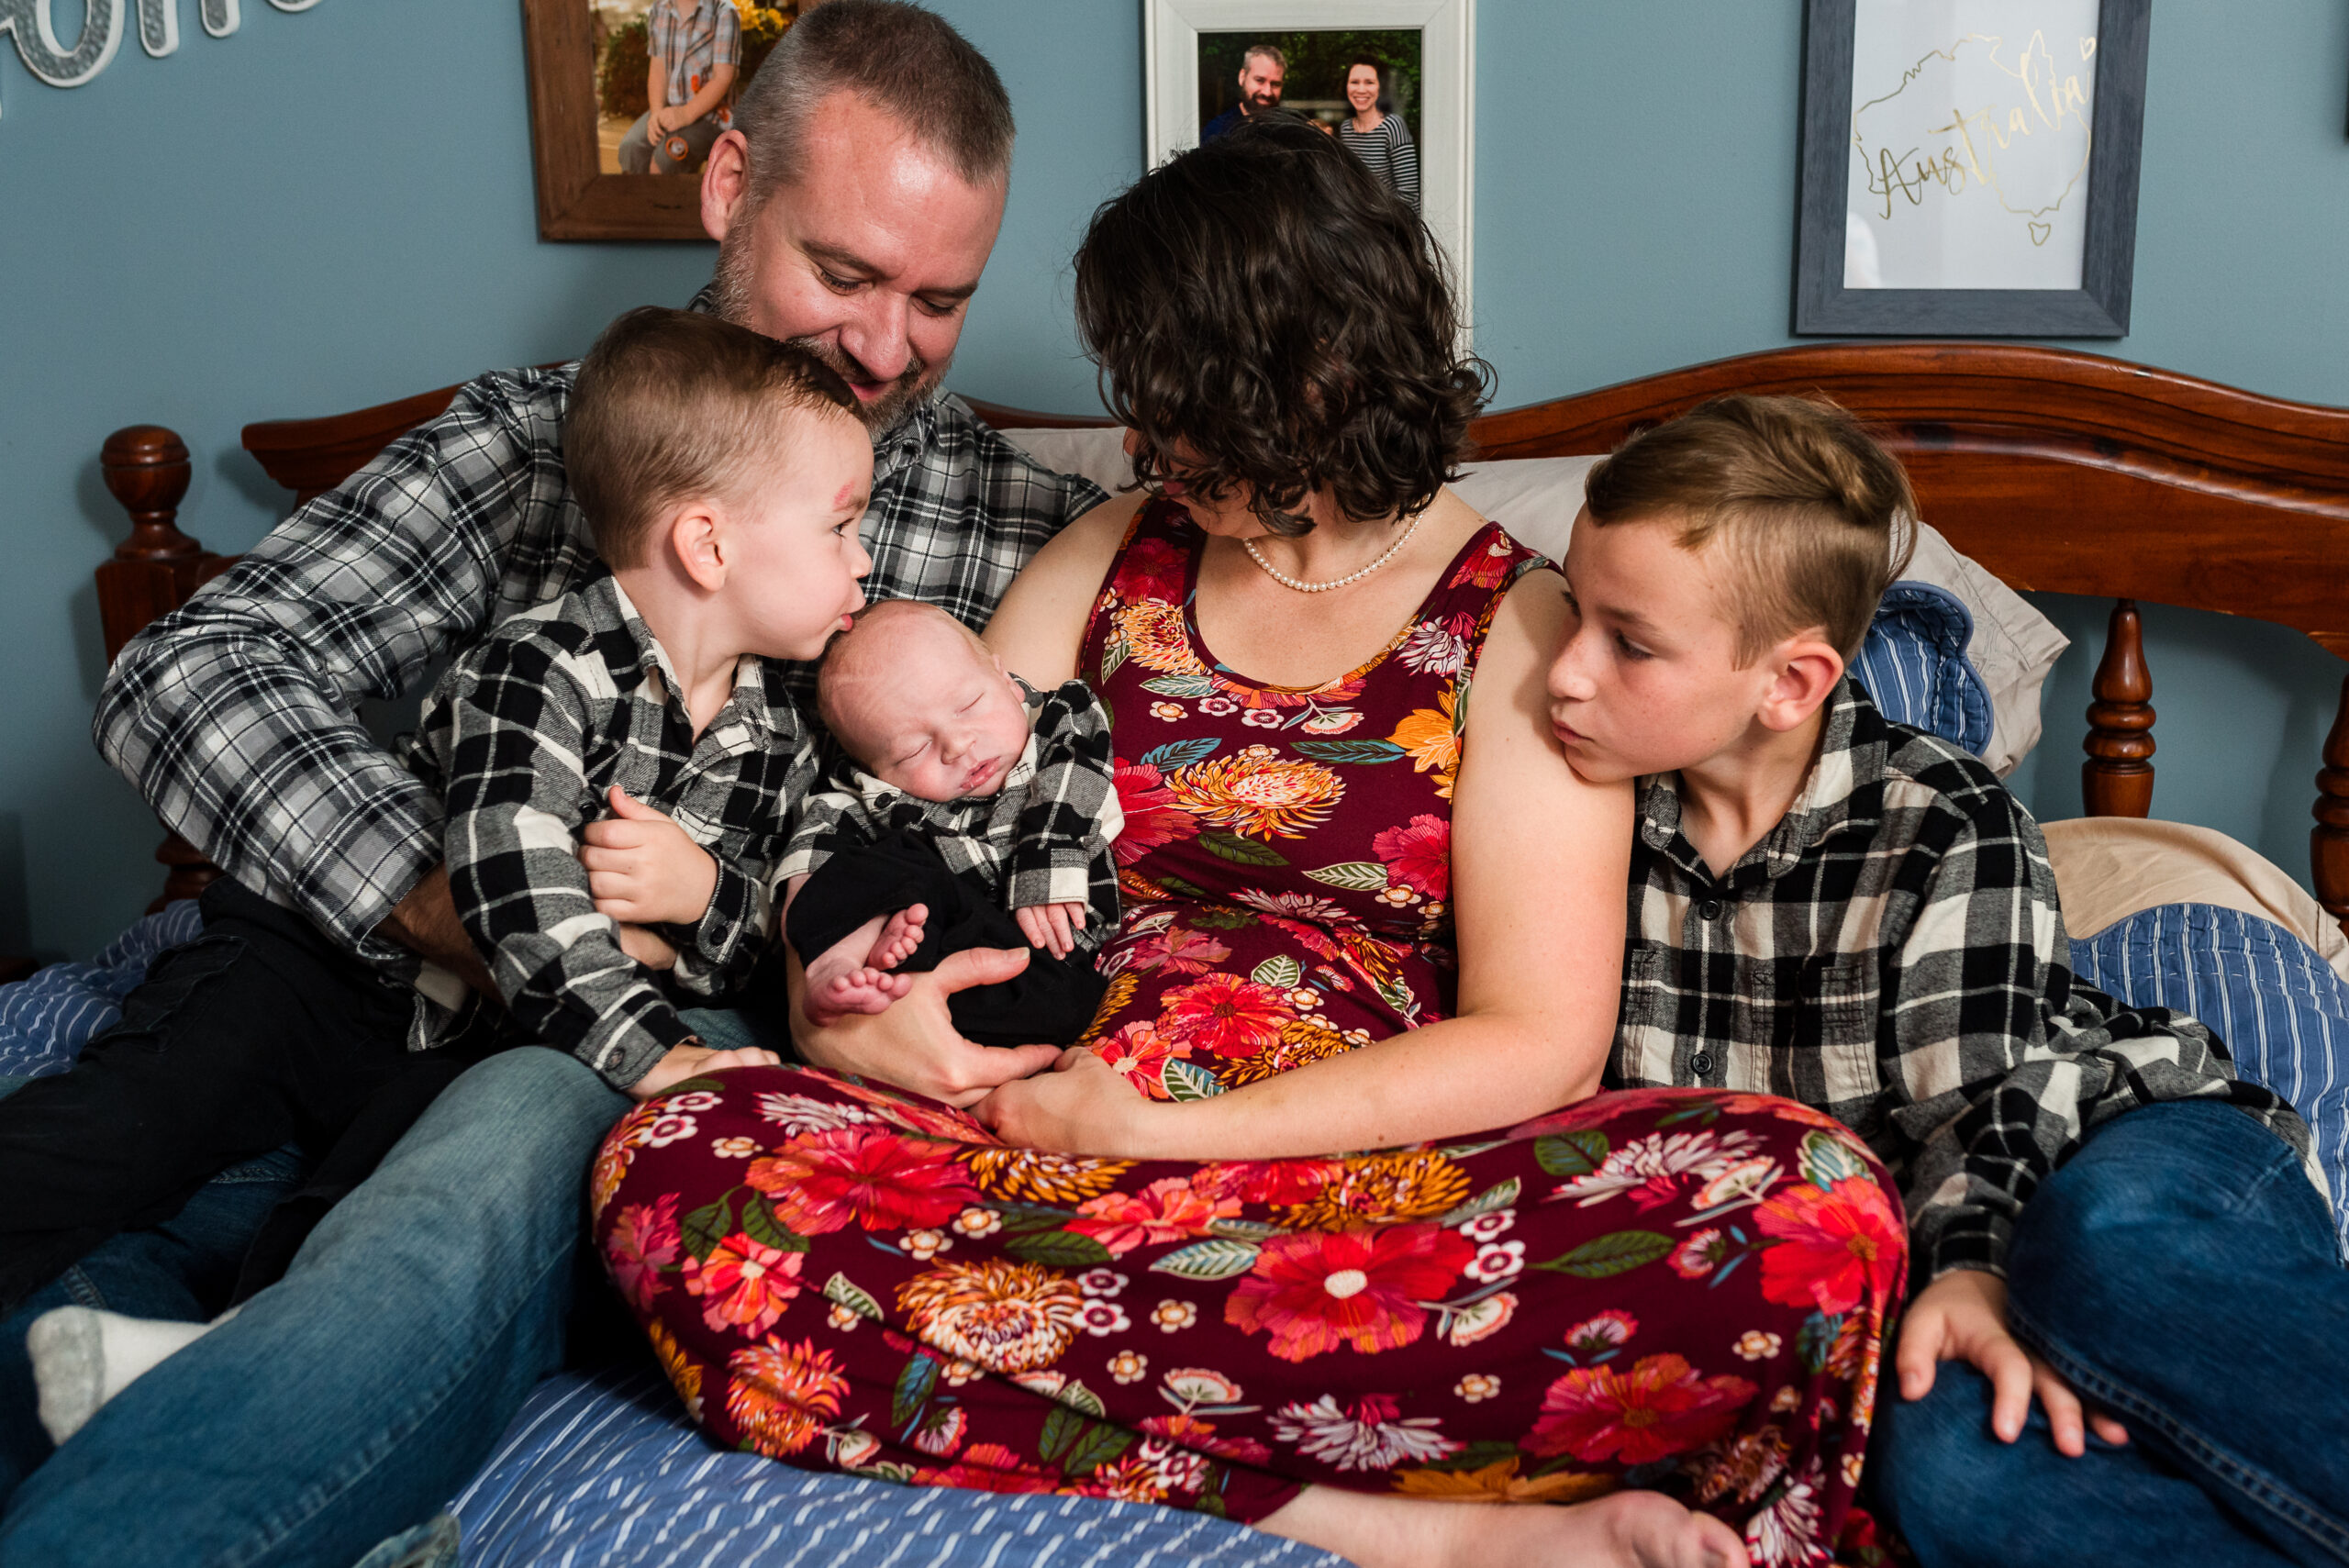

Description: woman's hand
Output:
[973,1047,1163,1154]
[788,945,1064,1107]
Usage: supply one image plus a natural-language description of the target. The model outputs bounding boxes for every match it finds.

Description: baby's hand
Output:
[628,1040,782,1101]
[583,787,717,926]
[1013,900,1088,961]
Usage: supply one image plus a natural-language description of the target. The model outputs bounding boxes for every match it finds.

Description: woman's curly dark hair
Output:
[1074,114,1490,538]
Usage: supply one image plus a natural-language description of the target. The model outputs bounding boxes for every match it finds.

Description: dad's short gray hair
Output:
[1241,43,1287,72]
[732,0,1015,206]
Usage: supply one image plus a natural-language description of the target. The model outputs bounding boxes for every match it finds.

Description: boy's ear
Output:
[665,502,729,593]
[1755,630,1845,735]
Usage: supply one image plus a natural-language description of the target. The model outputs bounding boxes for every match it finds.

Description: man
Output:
[1201,42,1285,141]
[0,5,1104,1563]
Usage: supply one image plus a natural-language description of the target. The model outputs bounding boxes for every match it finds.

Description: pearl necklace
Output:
[1241,511,1424,594]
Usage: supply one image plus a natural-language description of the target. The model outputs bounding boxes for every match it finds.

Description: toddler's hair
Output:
[1583,394,1917,663]
[567,306,857,570]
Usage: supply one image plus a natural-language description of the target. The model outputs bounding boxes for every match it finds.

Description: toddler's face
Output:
[1544,509,1782,784]
[831,614,1034,802]
[725,411,875,662]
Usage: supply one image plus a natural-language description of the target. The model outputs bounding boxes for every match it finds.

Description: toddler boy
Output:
[1546,394,2343,1568]
[777,599,1121,1046]
[17,306,871,1435]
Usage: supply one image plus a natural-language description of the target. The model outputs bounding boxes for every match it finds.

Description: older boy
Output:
[1546,394,2345,1568]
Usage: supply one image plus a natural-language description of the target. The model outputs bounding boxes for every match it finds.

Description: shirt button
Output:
[1689,1051,1715,1077]
[1698,898,1725,921]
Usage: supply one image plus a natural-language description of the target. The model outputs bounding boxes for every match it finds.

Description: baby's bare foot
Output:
[812,965,913,1020]
[866,905,927,971]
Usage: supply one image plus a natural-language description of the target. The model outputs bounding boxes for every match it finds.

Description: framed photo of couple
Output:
[1145,0,1477,337]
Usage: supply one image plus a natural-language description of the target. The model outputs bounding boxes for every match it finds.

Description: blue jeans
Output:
[0,1049,627,1568]
[1874,1100,2349,1568]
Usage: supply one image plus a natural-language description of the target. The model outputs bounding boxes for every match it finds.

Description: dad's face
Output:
[703,92,1007,430]
[1238,57,1285,113]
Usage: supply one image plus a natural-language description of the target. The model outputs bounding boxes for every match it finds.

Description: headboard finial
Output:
[101,425,197,562]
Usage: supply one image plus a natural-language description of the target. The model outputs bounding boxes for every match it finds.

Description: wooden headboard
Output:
[93,341,2349,931]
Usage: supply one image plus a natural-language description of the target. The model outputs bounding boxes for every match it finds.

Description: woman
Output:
[1335,59,1419,210]
[597,120,1900,1568]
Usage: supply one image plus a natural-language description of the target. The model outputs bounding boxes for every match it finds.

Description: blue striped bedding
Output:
[452,1365,1344,1568]
[2070,901,2349,1248]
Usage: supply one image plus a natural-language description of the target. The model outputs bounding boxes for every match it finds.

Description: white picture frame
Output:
[1143,0,1476,340]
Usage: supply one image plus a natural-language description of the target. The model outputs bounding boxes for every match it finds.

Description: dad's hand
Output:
[1897,1268,2130,1457]
[584,786,718,926]
[973,1046,1158,1156]
[375,862,495,998]
[629,1040,782,1102]
[790,945,1061,1108]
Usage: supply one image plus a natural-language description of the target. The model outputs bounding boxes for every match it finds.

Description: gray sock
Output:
[27,1304,237,1446]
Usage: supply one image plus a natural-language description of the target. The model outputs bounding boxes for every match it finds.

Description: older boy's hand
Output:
[628,1040,782,1102]
[584,787,718,926]
[789,945,1063,1106]
[1897,1268,2131,1457]
[616,922,678,971]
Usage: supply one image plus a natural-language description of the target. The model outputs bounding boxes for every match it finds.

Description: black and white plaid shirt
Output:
[1611,678,2317,1284]
[778,677,1123,951]
[95,300,1107,970]
[406,572,810,1087]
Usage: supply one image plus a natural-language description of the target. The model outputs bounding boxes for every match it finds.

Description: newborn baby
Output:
[781,601,1122,1047]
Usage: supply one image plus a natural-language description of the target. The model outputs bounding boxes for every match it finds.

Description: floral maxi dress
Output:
[598,500,1908,1566]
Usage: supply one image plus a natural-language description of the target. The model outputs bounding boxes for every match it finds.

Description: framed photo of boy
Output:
[1144,0,1475,336]
[523,0,798,242]
[1793,0,2149,337]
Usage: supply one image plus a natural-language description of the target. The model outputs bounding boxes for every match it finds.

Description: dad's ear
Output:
[699,129,754,245]
[1755,632,1844,735]
[666,504,729,593]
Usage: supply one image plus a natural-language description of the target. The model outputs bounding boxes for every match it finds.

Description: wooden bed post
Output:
[2317,673,2349,937]
[95,425,227,911]
[2083,599,2156,817]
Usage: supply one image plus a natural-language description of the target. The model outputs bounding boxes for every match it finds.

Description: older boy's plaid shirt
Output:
[778,677,1123,950]
[95,299,1105,970]
[1612,678,2316,1284]
[405,572,813,1089]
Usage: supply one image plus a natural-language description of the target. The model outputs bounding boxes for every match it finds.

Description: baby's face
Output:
[832,616,1034,801]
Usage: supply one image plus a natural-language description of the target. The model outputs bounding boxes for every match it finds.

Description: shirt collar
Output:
[598,573,786,744]
[1634,677,1887,890]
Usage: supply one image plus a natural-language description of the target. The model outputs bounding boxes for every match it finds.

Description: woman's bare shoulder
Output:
[984,490,1148,684]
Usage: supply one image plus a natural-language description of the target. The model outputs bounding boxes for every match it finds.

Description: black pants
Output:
[0,878,502,1318]
[785,829,1108,1049]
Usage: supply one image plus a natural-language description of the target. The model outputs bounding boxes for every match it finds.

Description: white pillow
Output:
[994,430,2067,776]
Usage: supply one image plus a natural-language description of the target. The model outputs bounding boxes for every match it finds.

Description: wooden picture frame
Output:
[1793,0,2149,337]
[1143,0,1475,339]
[521,0,714,242]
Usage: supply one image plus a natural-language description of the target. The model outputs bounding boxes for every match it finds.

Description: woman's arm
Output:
[977,565,1634,1158]
[982,491,1144,687]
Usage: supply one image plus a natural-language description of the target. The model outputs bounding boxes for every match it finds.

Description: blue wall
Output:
[5,1,2343,959]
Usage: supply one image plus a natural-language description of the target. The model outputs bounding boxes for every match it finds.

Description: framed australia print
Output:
[1794,0,2149,336]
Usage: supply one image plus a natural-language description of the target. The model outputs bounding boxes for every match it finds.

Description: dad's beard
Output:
[711,222,943,435]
